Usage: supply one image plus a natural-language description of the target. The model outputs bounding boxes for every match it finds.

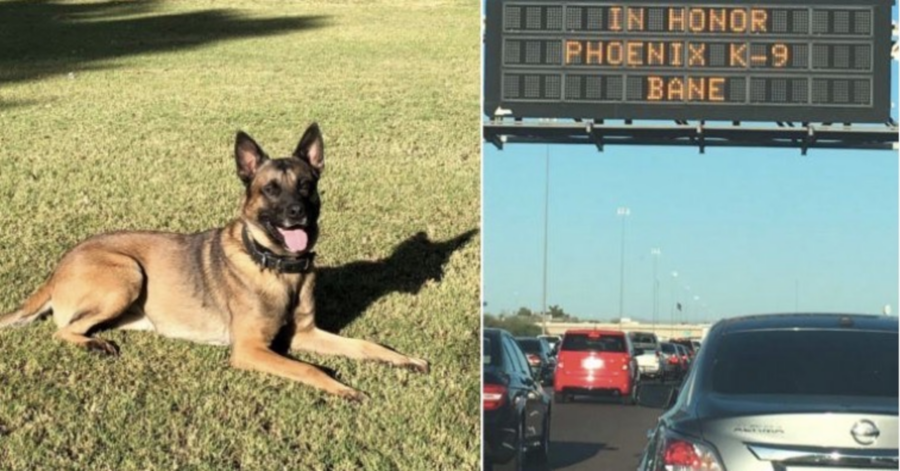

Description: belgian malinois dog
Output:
[0,123,428,401]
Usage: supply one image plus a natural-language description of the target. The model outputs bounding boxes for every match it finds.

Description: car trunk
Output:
[558,350,629,379]
[635,352,658,368]
[699,394,898,470]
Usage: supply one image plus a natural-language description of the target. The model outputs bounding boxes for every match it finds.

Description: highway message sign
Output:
[484,0,892,122]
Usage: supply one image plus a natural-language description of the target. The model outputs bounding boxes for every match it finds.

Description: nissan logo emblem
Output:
[850,420,880,446]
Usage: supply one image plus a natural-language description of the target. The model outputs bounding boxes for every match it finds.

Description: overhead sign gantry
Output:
[483,0,898,151]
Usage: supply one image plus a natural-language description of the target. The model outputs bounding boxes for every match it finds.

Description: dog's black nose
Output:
[288,204,305,219]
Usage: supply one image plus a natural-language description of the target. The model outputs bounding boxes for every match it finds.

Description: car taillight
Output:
[483,384,506,411]
[656,351,661,358]
[526,354,541,366]
[662,438,724,471]
[668,356,679,365]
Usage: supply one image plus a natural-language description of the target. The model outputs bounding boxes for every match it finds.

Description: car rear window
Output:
[561,333,626,353]
[712,330,898,397]
[661,343,676,353]
[631,333,657,345]
[516,339,541,354]
[483,336,498,366]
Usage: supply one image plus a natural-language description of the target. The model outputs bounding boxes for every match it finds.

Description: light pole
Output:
[692,295,700,324]
[670,271,678,339]
[616,207,630,324]
[651,248,661,327]
[541,146,550,335]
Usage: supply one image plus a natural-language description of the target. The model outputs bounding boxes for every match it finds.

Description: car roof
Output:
[713,313,898,335]
[564,329,625,335]
[483,328,506,338]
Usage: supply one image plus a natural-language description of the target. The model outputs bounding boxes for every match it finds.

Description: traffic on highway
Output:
[483,313,899,471]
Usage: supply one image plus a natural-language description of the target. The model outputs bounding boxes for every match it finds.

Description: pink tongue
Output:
[277,228,308,253]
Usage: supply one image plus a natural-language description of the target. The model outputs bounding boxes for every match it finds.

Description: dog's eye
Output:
[262,182,281,198]
[298,182,313,197]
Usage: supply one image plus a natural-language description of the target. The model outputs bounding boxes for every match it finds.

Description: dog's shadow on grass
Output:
[312,229,478,334]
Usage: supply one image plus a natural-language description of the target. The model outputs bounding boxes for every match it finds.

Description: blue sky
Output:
[483,60,899,323]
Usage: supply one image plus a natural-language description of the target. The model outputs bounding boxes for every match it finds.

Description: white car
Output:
[628,331,662,379]
[634,348,662,379]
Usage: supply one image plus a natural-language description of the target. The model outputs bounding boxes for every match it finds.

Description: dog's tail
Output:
[0,279,53,329]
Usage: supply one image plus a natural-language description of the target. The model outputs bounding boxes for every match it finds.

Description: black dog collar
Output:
[241,225,315,274]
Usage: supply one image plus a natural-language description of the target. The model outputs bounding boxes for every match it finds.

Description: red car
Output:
[674,343,691,374]
[553,329,640,405]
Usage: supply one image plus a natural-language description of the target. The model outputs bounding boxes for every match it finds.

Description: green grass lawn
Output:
[0,1,480,469]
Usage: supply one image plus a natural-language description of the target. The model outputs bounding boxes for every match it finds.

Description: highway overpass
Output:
[538,319,712,340]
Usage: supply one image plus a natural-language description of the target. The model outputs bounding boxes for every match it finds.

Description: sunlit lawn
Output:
[0,1,480,469]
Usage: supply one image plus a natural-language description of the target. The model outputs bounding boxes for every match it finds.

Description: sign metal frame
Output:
[484,0,893,123]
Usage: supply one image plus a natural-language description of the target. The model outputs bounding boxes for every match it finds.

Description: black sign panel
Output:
[484,0,892,122]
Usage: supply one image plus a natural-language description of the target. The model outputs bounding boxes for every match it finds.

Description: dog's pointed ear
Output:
[235,131,268,185]
[293,123,324,173]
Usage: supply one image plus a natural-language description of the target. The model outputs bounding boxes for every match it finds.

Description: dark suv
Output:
[639,313,898,471]
[484,328,551,470]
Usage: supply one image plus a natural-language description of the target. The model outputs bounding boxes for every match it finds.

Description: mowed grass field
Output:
[0,1,480,469]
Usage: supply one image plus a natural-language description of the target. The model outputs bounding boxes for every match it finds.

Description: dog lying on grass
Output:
[0,123,428,401]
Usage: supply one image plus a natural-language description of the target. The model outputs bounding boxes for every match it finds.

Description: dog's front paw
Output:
[406,358,429,374]
[85,339,120,357]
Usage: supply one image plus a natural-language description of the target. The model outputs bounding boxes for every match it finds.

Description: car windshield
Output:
[516,339,541,354]
[712,330,898,397]
[561,333,626,352]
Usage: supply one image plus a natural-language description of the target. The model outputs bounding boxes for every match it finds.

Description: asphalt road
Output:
[520,382,678,471]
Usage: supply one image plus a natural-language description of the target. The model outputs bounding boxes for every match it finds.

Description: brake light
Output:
[662,438,724,470]
[526,354,541,366]
[668,356,679,365]
[483,384,506,411]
